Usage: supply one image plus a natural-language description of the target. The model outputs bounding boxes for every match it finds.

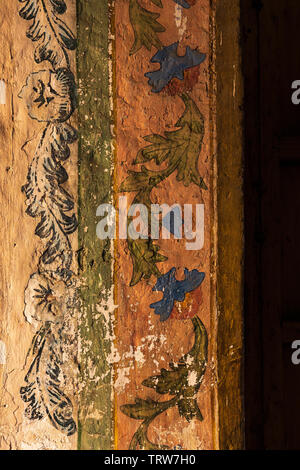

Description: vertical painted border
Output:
[75,0,244,450]
[209,0,219,450]
[215,0,245,449]
[77,0,114,450]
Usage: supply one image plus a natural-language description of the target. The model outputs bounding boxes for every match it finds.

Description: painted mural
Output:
[117,1,210,450]
[0,0,215,450]
[115,0,214,450]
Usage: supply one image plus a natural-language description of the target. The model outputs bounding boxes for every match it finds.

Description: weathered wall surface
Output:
[0,0,78,449]
[0,0,243,450]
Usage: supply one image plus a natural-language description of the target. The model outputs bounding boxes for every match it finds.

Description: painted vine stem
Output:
[18,0,78,435]
[121,0,209,449]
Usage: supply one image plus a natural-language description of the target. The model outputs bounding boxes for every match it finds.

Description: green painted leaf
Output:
[177,398,204,422]
[123,94,207,191]
[119,96,207,287]
[135,134,171,165]
[129,238,167,286]
[120,166,165,192]
[143,316,208,396]
[121,398,161,420]
[129,0,165,55]
[150,0,163,7]
[142,363,188,395]
[182,316,208,395]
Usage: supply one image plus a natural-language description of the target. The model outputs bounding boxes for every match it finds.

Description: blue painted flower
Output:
[173,0,191,8]
[150,268,205,321]
[145,42,206,93]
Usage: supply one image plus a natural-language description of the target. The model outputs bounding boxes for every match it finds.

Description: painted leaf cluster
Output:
[121,316,208,440]
[139,94,207,188]
[143,317,208,402]
[19,0,78,435]
[121,94,207,193]
[19,0,76,68]
[129,0,165,55]
[120,94,207,286]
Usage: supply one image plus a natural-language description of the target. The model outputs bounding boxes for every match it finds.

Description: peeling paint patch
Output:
[0,340,6,364]
[187,370,198,387]
[19,418,74,450]
[114,367,131,392]
[174,4,187,40]
[0,80,6,104]
[152,420,204,450]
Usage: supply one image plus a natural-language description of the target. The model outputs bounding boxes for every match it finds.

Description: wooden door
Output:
[243,0,300,449]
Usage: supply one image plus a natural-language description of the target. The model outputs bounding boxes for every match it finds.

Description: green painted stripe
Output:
[77,0,114,450]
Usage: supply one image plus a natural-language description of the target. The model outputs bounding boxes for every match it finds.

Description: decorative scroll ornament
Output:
[18,0,77,435]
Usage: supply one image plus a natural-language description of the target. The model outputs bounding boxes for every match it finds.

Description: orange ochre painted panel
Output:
[0,0,219,450]
[114,0,217,450]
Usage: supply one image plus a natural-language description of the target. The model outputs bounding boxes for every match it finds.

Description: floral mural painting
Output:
[14,0,209,447]
[18,0,77,435]
[121,267,208,449]
[121,0,209,449]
